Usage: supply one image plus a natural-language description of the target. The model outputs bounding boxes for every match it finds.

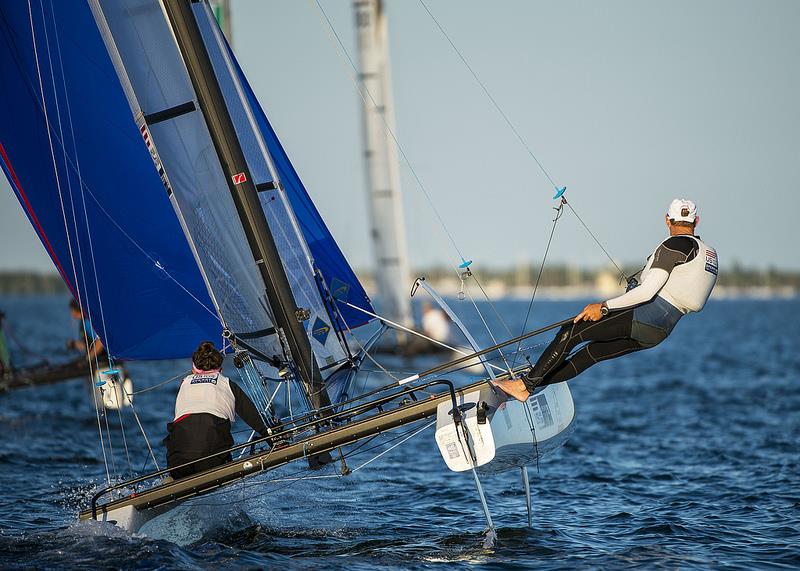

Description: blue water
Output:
[0,295,798,569]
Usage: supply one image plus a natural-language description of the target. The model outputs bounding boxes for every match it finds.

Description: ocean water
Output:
[0,295,798,570]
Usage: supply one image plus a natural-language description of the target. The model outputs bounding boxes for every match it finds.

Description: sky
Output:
[1,0,798,273]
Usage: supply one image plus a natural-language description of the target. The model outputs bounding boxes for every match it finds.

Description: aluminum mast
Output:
[353,0,413,333]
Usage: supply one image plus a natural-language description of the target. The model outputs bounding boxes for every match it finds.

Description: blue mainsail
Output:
[0,1,220,359]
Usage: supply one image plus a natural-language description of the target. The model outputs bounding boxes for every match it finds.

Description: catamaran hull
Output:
[91,501,174,534]
[434,383,575,474]
[0,359,90,392]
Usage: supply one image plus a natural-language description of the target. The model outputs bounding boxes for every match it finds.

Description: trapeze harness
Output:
[163,369,269,479]
[523,235,718,389]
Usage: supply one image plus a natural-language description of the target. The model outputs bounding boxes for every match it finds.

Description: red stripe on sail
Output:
[0,141,77,298]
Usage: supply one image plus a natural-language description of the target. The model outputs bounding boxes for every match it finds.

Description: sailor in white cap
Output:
[496,199,718,401]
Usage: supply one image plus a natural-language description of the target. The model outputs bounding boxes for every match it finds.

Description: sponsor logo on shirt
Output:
[704,248,718,275]
[190,374,218,385]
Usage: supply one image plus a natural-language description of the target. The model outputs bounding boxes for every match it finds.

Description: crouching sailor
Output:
[496,198,718,401]
[164,341,273,479]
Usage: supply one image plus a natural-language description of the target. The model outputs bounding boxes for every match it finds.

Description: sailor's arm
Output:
[573,269,667,322]
[576,237,694,322]
[605,268,669,310]
[230,381,269,436]
[87,337,104,360]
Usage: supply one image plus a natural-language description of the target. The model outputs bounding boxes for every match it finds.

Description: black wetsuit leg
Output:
[523,308,642,390]
[539,338,643,386]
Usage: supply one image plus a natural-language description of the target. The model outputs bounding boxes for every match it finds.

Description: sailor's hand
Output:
[574,303,603,323]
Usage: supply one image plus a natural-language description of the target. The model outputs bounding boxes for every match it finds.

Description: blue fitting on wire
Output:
[553,186,566,200]
[459,258,473,269]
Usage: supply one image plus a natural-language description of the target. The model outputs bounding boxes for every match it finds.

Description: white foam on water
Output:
[136,491,255,546]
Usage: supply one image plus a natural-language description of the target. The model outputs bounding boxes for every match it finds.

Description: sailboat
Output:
[0,0,575,538]
[353,0,452,357]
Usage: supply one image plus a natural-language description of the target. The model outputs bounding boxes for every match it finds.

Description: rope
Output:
[512,200,564,369]
[418,2,627,284]
[125,396,160,472]
[128,370,188,395]
[418,0,560,192]
[27,0,111,485]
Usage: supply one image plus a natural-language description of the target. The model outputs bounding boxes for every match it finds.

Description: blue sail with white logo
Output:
[0,1,220,360]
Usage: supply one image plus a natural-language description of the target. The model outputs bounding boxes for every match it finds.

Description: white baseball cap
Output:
[667,198,697,223]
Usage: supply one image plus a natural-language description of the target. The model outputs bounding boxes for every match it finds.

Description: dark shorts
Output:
[163,413,233,479]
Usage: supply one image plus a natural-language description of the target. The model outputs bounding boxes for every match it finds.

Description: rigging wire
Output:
[511,200,564,369]
[311,0,463,264]
[50,0,112,362]
[313,0,519,361]
[417,1,626,282]
[522,395,541,475]
[342,301,509,376]
[309,0,530,356]
[417,0,559,191]
[47,0,133,478]
[27,0,112,485]
[564,200,626,282]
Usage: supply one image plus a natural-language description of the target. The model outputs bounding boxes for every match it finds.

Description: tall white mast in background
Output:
[353,0,413,331]
[210,0,232,44]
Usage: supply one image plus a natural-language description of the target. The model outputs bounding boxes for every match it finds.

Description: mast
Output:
[161,0,330,411]
[353,0,413,333]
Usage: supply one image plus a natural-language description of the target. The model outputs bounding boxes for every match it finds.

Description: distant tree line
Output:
[1,263,798,295]
[389,262,800,290]
[0,272,67,295]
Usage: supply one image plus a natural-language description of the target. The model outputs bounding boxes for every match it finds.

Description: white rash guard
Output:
[606,235,718,314]
[174,371,236,422]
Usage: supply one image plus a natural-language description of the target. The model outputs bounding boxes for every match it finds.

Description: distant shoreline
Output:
[0,270,795,300]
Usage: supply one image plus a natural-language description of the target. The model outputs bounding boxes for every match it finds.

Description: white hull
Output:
[435,382,575,474]
[90,502,174,534]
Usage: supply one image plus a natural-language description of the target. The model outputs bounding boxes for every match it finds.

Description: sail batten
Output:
[89,0,285,361]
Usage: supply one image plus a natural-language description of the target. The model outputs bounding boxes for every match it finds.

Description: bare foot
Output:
[493,378,530,402]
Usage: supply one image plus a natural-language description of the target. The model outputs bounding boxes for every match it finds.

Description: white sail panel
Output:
[89,0,282,360]
[193,3,349,371]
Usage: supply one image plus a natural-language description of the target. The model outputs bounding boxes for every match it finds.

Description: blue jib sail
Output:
[234,64,374,329]
[0,1,220,359]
